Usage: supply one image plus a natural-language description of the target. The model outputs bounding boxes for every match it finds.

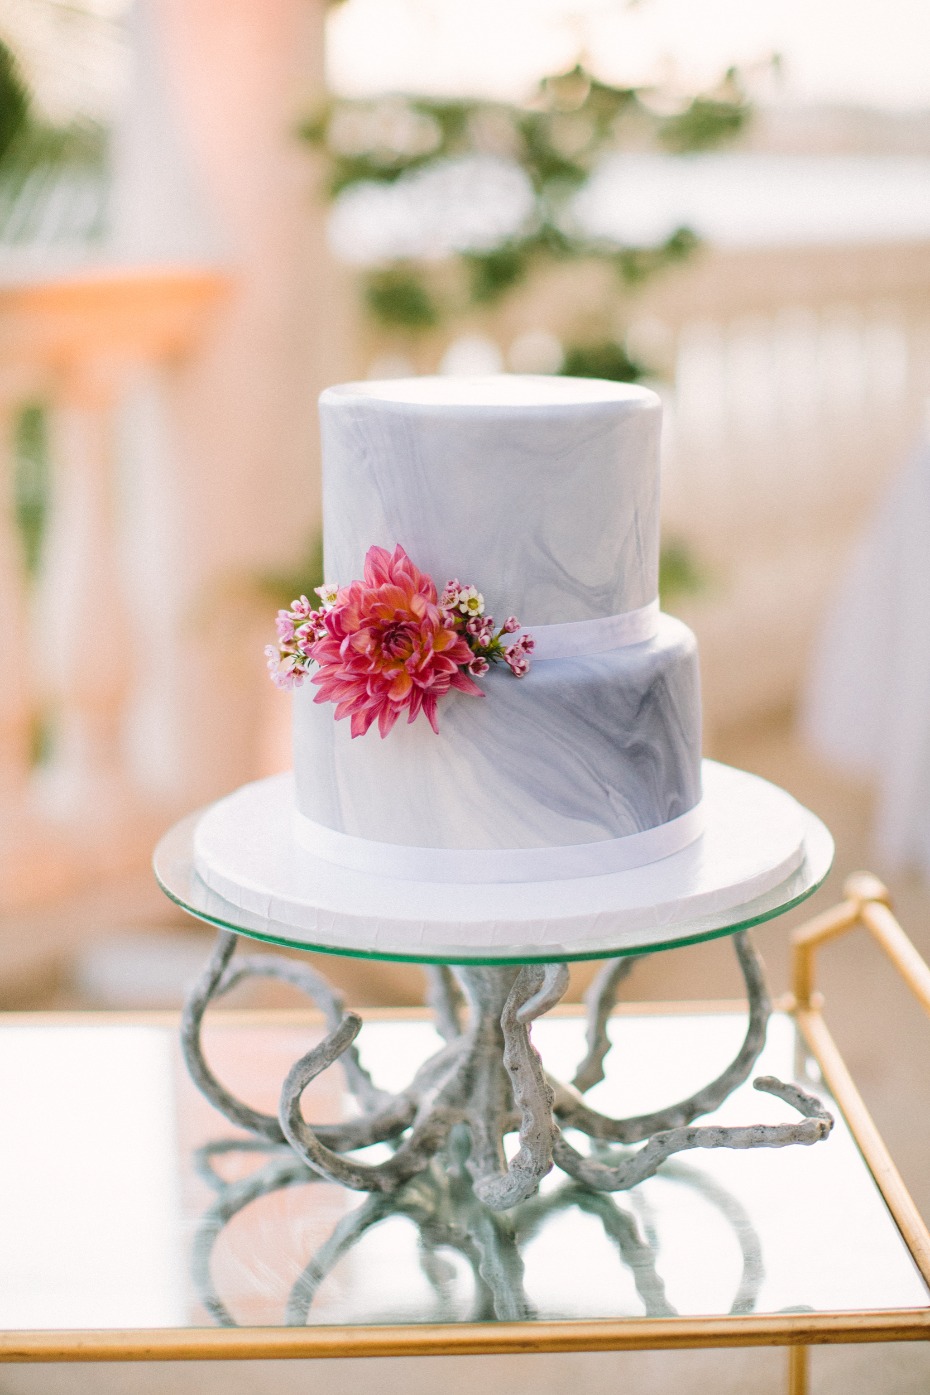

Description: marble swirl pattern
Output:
[293,614,702,851]
[318,376,662,625]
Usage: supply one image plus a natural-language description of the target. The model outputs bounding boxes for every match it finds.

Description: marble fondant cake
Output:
[289,375,704,883]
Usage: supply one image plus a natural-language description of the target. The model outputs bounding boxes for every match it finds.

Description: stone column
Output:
[0,370,78,908]
[0,378,33,809]
[111,0,355,807]
[32,357,132,838]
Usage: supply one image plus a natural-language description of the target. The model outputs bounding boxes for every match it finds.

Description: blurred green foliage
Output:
[1,31,109,589]
[613,226,700,288]
[302,59,751,364]
[659,538,708,603]
[258,534,326,609]
[561,340,645,383]
[0,34,108,245]
[657,71,750,154]
[364,265,440,329]
[13,403,50,578]
[11,399,55,766]
[298,49,736,590]
[0,40,30,163]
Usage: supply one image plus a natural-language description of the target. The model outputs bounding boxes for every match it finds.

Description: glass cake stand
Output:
[154,806,835,1215]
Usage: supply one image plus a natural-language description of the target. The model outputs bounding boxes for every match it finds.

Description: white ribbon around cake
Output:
[510,598,659,660]
[293,798,704,884]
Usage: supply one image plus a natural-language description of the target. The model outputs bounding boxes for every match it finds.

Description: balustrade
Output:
[0,268,226,911]
[652,244,930,731]
[0,366,70,908]
[0,0,349,942]
[0,371,40,807]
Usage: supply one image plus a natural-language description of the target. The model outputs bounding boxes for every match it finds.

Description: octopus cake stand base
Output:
[180,928,833,1213]
[156,790,836,1214]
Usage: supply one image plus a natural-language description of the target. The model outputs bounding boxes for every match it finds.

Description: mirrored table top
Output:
[0,1008,926,1358]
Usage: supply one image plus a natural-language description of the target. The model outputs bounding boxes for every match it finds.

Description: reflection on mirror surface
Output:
[0,1013,925,1332]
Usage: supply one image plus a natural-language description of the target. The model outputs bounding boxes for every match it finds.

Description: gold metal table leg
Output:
[787,1344,809,1395]
[792,871,930,1292]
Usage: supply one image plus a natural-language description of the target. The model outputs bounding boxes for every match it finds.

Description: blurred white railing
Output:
[651,241,930,733]
[0,266,227,910]
[0,0,352,926]
[364,239,930,735]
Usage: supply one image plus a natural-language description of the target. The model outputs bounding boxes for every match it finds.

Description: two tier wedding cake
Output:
[292,375,701,881]
[191,375,824,954]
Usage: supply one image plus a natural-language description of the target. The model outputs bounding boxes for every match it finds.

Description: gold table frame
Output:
[2,872,928,1395]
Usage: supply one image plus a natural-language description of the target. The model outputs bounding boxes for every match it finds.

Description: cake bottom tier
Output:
[292,613,701,858]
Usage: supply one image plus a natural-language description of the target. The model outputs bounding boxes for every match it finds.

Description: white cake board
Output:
[154,761,834,963]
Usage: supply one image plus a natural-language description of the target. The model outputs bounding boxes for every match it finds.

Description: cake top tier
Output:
[325,375,652,408]
[319,374,661,626]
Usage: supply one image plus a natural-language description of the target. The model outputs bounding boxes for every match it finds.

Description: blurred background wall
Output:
[1,0,930,1016]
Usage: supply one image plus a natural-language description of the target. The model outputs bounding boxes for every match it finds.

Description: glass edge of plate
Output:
[151,810,836,967]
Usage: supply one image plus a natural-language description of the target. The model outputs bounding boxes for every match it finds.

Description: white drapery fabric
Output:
[802,440,930,876]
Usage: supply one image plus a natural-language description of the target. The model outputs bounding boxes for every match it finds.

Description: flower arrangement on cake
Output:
[265,543,533,738]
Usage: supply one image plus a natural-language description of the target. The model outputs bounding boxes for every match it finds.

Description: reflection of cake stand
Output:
[155,767,835,1213]
[191,1135,765,1328]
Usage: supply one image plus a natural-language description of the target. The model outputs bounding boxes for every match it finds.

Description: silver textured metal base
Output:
[181,931,833,1213]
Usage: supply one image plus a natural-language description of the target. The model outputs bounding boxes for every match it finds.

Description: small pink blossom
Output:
[467,654,490,677]
[275,611,296,644]
[439,579,462,609]
[466,615,494,647]
[290,595,315,619]
[503,634,533,677]
[502,615,521,634]
[295,613,326,642]
[504,648,530,677]
[314,582,339,608]
[265,645,308,690]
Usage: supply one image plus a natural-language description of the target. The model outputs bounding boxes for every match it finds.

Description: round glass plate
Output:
[154,806,834,966]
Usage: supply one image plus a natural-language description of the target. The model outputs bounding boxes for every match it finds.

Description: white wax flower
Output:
[315,582,339,609]
[458,586,484,616]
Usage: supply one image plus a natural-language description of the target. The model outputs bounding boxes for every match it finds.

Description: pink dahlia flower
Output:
[309,544,483,738]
